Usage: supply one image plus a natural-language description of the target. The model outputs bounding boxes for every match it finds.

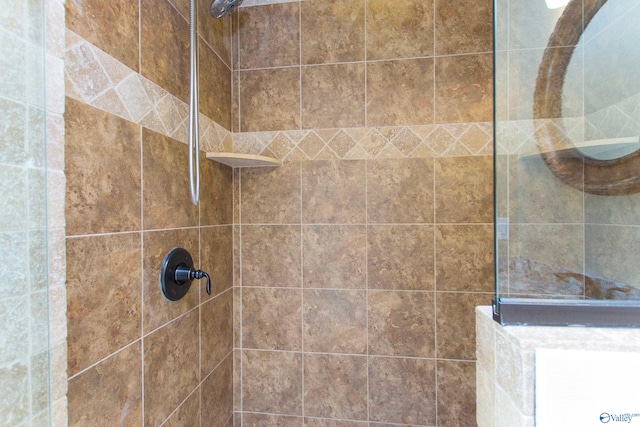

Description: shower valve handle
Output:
[175,267,211,296]
[160,247,212,301]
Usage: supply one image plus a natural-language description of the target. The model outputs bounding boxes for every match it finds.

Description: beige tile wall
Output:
[63,0,235,425]
[232,0,492,133]
[62,0,495,426]
[232,2,495,426]
[235,157,493,426]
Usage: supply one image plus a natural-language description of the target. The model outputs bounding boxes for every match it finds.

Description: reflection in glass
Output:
[494,0,640,324]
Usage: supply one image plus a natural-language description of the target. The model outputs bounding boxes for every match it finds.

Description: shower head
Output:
[210,0,243,18]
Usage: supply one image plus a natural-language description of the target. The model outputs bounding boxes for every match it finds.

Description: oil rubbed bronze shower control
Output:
[160,247,211,301]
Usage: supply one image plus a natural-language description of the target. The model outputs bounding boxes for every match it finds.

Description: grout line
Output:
[68,338,142,381]
[298,0,303,130]
[299,160,305,418]
[364,157,370,423]
[238,167,244,419]
[238,348,464,362]
[138,110,146,425]
[432,154,438,425]
[432,0,437,126]
[363,0,368,129]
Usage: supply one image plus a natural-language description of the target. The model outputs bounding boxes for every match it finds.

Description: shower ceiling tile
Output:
[301,0,365,65]
[238,2,299,69]
[435,0,492,55]
[366,0,434,61]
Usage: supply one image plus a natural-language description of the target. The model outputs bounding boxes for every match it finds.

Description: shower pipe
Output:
[188,0,243,205]
[188,0,200,205]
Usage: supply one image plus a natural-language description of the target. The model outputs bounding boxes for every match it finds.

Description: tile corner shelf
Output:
[205,152,282,168]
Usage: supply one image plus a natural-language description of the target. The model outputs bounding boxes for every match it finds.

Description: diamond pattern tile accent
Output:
[328,130,357,158]
[299,132,326,159]
[426,126,456,155]
[361,128,388,157]
[459,124,491,155]
[67,31,497,166]
[65,30,230,151]
[267,133,296,159]
[391,128,422,156]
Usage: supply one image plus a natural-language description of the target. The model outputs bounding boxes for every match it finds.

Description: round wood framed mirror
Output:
[533,0,640,196]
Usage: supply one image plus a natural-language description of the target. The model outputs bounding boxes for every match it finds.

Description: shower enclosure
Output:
[493,0,640,325]
[0,0,51,424]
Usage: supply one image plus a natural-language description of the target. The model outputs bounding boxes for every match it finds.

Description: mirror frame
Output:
[533,0,640,196]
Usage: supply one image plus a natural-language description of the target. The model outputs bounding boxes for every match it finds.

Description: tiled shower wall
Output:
[64,0,234,425]
[232,1,494,426]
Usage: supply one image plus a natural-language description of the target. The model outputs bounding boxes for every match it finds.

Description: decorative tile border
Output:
[65,30,233,153]
[234,123,493,162]
[496,91,640,157]
[66,30,493,163]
